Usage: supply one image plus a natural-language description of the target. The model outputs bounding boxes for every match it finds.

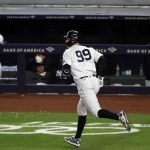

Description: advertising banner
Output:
[0,44,150,55]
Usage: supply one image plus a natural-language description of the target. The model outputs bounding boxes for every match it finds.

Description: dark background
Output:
[1,19,150,44]
[0,19,150,80]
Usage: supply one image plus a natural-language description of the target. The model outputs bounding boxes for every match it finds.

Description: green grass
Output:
[0,112,149,150]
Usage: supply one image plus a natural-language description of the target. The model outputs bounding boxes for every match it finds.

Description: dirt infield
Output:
[0,93,149,113]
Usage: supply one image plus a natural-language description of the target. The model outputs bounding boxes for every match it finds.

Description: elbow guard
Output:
[62,64,71,76]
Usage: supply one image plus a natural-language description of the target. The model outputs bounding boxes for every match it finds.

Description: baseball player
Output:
[62,30,131,147]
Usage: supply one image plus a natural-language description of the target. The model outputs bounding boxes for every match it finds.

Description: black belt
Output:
[80,75,96,79]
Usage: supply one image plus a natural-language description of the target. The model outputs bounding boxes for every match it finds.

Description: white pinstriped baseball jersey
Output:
[63,44,104,117]
[63,44,103,79]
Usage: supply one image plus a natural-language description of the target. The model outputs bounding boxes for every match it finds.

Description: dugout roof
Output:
[0,0,150,17]
[0,6,150,17]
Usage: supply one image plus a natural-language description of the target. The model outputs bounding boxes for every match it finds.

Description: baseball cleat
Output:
[64,136,81,147]
[119,110,131,131]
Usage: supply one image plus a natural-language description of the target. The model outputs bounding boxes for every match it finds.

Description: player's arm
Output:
[62,51,71,77]
[97,56,107,77]
[92,48,106,77]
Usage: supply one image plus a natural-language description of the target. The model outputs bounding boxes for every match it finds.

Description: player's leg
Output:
[75,98,87,139]
[93,77,131,131]
[64,98,87,147]
[98,108,118,120]
[98,109,131,131]
[83,91,131,131]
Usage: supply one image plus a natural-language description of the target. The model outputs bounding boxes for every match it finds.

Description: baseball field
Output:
[0,94,149,150]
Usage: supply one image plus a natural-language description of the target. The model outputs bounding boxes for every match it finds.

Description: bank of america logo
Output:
[107,47,117,53]
[45,47,55,53]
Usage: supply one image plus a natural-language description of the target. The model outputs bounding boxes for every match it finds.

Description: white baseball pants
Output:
[75,76,103,117]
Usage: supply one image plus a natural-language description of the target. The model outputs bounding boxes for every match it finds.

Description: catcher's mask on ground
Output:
[64,30,79,47]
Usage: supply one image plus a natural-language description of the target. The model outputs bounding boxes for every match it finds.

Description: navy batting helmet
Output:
[64,30,79,47]
[64,30,79,39]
